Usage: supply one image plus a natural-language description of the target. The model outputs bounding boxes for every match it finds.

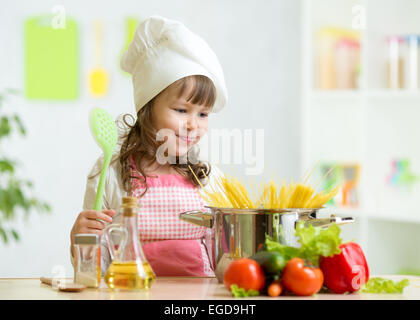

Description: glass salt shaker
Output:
[73,233,101,288]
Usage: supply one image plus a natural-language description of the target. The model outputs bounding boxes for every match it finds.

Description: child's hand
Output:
[70,209,116,250]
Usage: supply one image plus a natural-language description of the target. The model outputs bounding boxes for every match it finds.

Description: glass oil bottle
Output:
[104,196,156,290]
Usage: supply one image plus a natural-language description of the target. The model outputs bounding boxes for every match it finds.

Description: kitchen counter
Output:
[1,275,419,300]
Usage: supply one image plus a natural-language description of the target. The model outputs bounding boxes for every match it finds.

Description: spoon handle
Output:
[94,152,112,212]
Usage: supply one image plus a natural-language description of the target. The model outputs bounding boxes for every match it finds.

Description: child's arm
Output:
[69,209,115,269]
[70,155,125,275]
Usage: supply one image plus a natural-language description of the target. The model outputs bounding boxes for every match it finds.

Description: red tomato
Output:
[223,258,266,292]
[282,258,324,296]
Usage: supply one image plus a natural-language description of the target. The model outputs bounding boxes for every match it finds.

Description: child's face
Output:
[151,81,211,159]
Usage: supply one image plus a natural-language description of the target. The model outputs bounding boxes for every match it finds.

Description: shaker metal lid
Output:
[74,233,100,245]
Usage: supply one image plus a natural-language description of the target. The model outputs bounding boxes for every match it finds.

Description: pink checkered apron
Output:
[129,157,214,277]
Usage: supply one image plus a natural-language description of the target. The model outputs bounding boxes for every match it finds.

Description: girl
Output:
[70,15,228,277]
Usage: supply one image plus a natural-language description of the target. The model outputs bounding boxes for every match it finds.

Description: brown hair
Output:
[89,75,216,197]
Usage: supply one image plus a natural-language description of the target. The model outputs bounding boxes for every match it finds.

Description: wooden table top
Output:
[1,275,419,300]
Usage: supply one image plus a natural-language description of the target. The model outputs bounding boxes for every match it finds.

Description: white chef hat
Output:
[120,15,228,113]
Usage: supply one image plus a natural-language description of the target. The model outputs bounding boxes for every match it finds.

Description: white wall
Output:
[0,0,302,277]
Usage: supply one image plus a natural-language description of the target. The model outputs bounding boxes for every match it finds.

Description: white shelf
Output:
[367,212,420,224]
[333,207,420,224]
[331,207,365,216]
[309,89,362,100]
[309,89,420,100]
[367,90,420,99]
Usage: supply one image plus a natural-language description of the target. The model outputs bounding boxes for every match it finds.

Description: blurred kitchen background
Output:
[0,0,419,278]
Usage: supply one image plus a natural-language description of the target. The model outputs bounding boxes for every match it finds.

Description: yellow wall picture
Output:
[88,20,109,97]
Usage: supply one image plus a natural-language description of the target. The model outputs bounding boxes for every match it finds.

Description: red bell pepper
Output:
[319,242,369,294]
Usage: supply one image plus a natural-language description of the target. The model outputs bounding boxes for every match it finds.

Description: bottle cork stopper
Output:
[122,196,138,207]
[121,196,138,216]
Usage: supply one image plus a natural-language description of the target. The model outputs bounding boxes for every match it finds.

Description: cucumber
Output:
[250,251,287,275]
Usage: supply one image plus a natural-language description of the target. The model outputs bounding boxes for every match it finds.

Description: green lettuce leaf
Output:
[360,277,410,294]
[265,221,342,266]
[265,238,300,261]
[296,222,342,266]
[230,284,259,298]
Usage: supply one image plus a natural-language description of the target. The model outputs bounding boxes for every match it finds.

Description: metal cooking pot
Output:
[179,206,354,282]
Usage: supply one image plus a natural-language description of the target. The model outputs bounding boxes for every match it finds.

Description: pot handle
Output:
[305,215,355,228]
[179,210,214,228]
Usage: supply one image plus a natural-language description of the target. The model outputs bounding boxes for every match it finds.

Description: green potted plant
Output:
[0,88,51,244]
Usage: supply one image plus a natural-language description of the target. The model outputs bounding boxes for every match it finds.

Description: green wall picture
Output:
[24,15,79,100]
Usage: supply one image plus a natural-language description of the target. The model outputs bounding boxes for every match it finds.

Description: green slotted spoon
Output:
[89,107,118,212]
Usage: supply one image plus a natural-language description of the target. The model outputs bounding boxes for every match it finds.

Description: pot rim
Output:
[204,206,324,215]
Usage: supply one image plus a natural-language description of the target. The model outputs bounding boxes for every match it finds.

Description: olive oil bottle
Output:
[105,261,155,290]
[104,197,156,291]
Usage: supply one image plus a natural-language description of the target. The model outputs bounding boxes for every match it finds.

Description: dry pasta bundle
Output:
[188,164,341,210]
